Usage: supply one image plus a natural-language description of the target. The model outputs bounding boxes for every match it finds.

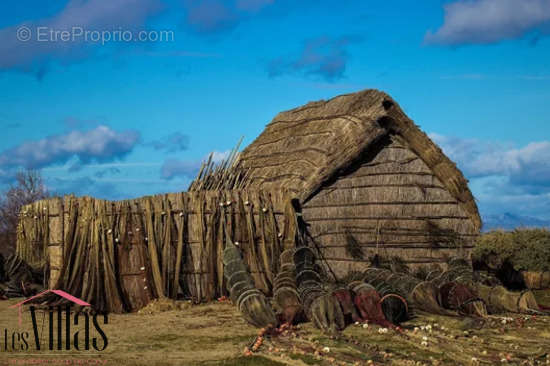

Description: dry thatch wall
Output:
[16,189,297,312]
[302,134,477,277]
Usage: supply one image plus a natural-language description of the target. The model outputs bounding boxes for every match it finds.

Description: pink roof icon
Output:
[10,289,91,326]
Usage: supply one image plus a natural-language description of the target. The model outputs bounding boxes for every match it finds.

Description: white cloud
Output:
[431,133,550,221]
[160,159,201,180]
[183,0,274,35]
[425,0,550,45]
[147,132,190,153]
[430,134,550,183]
[160,150,232,180]
[268,36,363,82]
[0,0,162,78]
[507,141,550,188]
[210,150,231,163]
[429,133,513,177]
[0,125,140,170]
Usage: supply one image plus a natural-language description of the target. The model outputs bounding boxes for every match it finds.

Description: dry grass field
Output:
[1,294,549,366]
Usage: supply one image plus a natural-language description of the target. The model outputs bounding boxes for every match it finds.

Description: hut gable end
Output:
[301,134,478,275]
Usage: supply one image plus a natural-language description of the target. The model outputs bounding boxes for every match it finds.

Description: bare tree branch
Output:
[0,170,49,254]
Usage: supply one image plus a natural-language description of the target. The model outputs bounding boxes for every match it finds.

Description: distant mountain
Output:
[482,213,550,232]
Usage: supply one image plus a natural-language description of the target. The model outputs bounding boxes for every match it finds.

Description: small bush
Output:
[472,229,550,272]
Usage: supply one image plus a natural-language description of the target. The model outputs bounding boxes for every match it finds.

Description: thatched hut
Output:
[15,88,481,311]
[235,89,480,276]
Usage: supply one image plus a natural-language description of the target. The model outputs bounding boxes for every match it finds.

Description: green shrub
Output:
[472,228,550,272]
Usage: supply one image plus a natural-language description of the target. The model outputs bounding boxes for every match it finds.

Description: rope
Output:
[305,230,339,282]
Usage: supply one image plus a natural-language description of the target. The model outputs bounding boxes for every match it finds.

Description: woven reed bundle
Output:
[475,285,541,314]
[348,279,401,326]
[521,271,550,290]
[294,246,347,332]
[433,259,543,315]
[272,249,302,324]
[295,246,324,318]
[16,189,298,313]
[222,221,276,328]
[362,267,453,315]
[16,199,50,269]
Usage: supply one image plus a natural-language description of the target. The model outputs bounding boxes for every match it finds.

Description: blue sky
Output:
[0,0,549,224]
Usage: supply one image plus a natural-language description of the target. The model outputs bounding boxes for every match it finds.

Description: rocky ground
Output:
[0,292,549,366]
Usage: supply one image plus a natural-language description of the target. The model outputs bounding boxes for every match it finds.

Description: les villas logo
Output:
[3,290,109,352]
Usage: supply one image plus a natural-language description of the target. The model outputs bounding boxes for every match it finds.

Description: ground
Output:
[0,292,549,366]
